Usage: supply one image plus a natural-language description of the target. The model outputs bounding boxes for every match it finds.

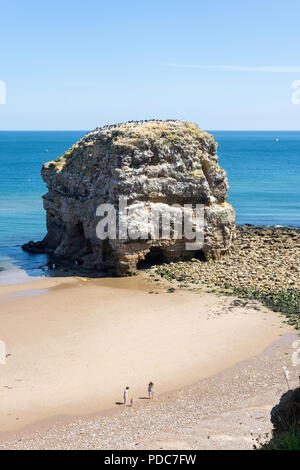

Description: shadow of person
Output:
[138,397,150,400]
[115,401,123,405]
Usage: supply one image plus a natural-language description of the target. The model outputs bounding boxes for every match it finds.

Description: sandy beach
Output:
[0,273,294,446]
[2,332,297,450]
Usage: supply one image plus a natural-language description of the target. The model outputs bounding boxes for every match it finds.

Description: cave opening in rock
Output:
[137,247,166,270]
[70,221,86,253]
[102,240,113,263]
[76,221,84,235]
[192,249,205,261]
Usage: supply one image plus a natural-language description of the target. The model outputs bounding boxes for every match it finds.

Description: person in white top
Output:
[123,386,130,405]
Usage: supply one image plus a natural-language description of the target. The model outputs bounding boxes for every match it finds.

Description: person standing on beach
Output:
[123,386,130,405]
[148,382,154,399]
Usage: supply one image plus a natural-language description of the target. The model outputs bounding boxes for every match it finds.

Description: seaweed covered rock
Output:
[23,120,235,275]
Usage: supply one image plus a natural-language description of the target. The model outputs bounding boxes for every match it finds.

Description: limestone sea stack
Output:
[23,120,236,275]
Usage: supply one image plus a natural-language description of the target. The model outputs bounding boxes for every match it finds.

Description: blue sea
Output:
[0,130,299,282]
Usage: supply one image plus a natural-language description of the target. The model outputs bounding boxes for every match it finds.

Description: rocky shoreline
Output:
[145,225,300,328]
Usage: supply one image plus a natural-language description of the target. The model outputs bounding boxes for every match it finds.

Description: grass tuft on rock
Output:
[257,428,300,450]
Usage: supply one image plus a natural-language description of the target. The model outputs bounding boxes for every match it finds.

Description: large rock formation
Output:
[23,120,236,275]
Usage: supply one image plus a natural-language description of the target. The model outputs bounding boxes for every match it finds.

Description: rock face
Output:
[271,387,300,433]
[23,120,236,275]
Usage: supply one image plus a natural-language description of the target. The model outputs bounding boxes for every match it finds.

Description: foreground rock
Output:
[271,387,300,433]
[257,387,300,449]
[22,120,235,275]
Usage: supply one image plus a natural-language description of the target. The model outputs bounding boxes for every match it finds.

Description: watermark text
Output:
[96,197,205,250]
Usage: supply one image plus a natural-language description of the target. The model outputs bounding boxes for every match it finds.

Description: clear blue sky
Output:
[1,0,300,130]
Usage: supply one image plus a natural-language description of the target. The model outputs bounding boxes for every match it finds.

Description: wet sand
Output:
[0,273,292,440]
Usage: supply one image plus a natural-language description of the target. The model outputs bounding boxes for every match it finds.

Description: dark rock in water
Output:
[23,120,236,276]
[22,240,47,254]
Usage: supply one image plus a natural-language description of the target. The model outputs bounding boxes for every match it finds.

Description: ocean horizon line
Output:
[0,129,300,133]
